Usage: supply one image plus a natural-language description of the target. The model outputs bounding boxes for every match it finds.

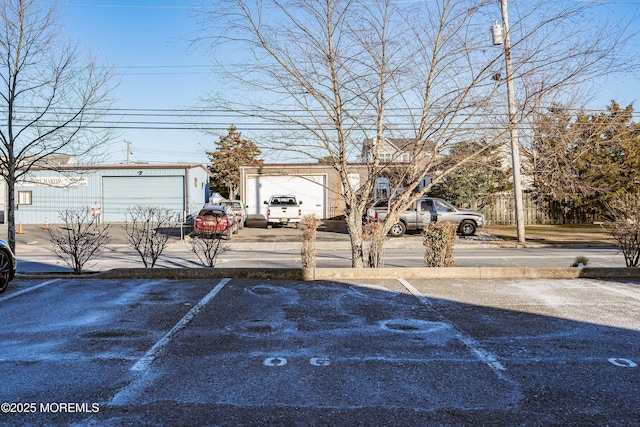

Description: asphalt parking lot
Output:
[1,276,639,426]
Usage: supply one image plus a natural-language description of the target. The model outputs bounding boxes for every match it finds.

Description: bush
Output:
[602,194,640,267]
[123,206,176,268]
[301,214,319,268]
[48,208,111,274]
[189,233,229,267]
[423,222,457,267]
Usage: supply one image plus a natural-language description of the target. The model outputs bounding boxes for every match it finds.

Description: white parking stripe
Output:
[0,279,60,303]
[131,278,230,372]
[398,278,507,376]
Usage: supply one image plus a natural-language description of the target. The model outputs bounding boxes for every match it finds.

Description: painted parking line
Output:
[398,278,507,376]
[131,278,231,372]
[0,279,60,303]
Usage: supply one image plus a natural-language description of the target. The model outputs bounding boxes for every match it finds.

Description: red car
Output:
[193,205,238,239]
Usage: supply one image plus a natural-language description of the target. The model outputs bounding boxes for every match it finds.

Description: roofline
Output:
[23,163,210,173]
[240,162,409,168]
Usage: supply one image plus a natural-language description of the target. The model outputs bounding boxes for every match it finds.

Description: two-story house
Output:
[361,137,428,163]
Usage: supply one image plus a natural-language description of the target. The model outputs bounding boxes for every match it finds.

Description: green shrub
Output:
[423,222,457,267]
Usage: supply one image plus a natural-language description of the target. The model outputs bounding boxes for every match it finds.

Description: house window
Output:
[18,191,32,205]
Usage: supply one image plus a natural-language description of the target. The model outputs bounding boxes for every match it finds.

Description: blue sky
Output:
[60,1,216,165]
[58,1,640,166]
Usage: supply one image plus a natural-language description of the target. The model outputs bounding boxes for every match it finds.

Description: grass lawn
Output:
[483,224,616,244]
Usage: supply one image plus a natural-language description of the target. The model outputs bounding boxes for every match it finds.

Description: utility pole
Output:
[125,140,132,165]
[499,0,526,243]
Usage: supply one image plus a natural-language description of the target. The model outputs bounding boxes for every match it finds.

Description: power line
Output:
[1,103,639,132]
[60,3,205,10]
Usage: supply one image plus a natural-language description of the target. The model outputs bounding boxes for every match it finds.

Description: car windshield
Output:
[199,210,224,218]
[224,202,242,209]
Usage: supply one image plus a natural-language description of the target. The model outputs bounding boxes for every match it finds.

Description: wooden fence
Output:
[464,193,602,225]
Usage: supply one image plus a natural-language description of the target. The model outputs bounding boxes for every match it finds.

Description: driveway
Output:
[1,276,638,425]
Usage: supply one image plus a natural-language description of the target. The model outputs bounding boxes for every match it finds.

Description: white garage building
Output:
[244,174,328,219]
[240,163,368,220]
[11,163,210,224]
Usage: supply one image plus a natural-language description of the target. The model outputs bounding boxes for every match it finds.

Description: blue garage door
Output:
[102,176,185,222]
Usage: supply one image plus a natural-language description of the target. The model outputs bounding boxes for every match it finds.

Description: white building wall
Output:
[244,174,327,219]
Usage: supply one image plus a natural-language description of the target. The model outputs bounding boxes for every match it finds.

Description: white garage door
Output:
[245,175,326,219]
[102,176,185,222]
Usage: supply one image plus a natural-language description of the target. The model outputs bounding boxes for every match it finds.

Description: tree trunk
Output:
[345,211,364,268]
[7,173,15,253]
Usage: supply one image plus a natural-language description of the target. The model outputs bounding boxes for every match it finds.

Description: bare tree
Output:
[602,194,640,268]
[0,0,115,252]
[189,233,229,268]
[48,208,111,274]
[197,0,636,267]
[123,206,176,268]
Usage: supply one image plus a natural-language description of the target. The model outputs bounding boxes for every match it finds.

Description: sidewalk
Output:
[7,222,634,279]
[5,221,618,255]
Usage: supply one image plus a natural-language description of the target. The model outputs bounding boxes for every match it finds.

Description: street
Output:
[1,276,639,425]
[14,246,627,273]
[5,220,626,273]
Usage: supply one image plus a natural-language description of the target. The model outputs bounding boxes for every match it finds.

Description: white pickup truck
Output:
[264,195,303,228]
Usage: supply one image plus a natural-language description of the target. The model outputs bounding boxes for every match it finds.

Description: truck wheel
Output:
[266,223,272,229]
[389,222,406,237]
[459,220,476,236]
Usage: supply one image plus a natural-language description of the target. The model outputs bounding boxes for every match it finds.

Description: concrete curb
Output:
[15,267,640,281]
[12,240,618,256]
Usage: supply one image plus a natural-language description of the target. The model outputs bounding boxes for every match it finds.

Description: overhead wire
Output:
[0,104,638,131]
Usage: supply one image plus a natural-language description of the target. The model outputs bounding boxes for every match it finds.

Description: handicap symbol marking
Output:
[263,357,288,366]
[310,357,331,366]
[608,358,637,368]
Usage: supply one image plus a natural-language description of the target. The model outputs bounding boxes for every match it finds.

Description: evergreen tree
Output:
[529,101,640,212]
[429,141,512,206]
[206,125,262,199]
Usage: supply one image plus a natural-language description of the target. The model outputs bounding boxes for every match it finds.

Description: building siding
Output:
[10,164,209,224]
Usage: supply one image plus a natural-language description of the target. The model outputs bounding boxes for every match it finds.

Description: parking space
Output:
[1,277,639,425]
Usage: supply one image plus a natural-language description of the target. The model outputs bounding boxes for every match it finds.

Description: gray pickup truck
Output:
[366,197,485,237]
